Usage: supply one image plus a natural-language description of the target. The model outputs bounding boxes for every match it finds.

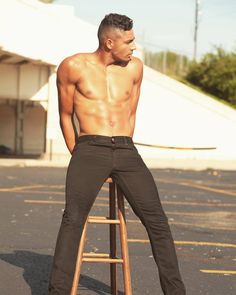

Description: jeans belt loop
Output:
[88,135,96,145]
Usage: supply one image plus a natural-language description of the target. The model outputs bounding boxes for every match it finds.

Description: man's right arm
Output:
[56,58,78,154]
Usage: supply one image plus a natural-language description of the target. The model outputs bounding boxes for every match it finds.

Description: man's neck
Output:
[93,49,128,68]
[93,49,115,67]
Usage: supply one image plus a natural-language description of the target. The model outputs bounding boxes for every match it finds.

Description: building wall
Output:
[0,101,15,151]
[0,63,49,100]
[23,102,46,154]
[0,64,18,99]
[0,63,50,155]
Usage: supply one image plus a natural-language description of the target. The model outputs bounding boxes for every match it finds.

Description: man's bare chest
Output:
[75,67,134,102]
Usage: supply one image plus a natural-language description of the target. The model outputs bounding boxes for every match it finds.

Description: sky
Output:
[54,0,236,59]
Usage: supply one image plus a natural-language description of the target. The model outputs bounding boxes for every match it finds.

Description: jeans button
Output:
[111,137,115,143]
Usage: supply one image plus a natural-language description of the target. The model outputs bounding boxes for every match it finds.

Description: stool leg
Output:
[117,185,132,295]
[70,218,89,295]
[109,182,118,295]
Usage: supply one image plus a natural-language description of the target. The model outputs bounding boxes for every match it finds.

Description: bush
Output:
[186,47,236,106]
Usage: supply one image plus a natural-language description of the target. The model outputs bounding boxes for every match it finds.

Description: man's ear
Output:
[105,38,113,50]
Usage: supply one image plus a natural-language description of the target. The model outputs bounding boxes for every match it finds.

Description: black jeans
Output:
[48,135,186,295]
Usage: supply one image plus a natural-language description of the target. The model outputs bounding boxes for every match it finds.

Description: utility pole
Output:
[193,0,200,61]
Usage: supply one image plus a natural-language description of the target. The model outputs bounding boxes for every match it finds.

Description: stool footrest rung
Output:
[83,252,109,258]
[82,257,123,263]
[88,216,120,224]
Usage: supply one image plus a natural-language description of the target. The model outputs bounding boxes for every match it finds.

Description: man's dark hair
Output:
[97,13,133,44]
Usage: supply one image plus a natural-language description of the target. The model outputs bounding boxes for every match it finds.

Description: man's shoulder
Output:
[128,56,143,75]
[128,57,143,82]
[56,53,90,82]
[57,53,88,72]
[130,56,143,68]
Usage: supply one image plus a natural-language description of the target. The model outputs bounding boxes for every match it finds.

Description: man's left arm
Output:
[129,58,143,137]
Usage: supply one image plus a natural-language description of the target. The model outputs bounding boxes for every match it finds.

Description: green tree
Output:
[186,47,236,106]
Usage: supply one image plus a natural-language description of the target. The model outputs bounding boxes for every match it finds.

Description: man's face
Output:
[110,29,136,62]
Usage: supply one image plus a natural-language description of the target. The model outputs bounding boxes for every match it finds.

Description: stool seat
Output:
[70,177,132,295]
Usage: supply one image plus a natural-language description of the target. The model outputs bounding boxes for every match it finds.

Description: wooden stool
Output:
[70,177,132,295]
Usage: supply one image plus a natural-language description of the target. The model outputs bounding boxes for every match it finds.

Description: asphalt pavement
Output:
[0,166,236,295]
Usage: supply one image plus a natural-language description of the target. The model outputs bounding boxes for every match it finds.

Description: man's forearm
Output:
[59,115,76,154]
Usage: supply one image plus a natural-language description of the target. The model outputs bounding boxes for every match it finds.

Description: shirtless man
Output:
[48,13,186,295]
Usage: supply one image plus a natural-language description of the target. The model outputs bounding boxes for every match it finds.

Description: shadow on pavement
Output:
[0,250,124,295]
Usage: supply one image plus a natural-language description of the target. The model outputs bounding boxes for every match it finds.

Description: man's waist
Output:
[77,134,133,145]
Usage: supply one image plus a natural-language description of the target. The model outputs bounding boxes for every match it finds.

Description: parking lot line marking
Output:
[200,270,236,275]
[174,241,236,248]
[162,201,236,207]
[168,221,235,231]
[0,185,46,192]
[24,199,236,216]
[12,188,236,204]
[2,179,236,197]
[20,190,64,195]
[3,183,236,201]
[24,200,111,207]
[156,178,236,197]
[166,211,234,217]
[128,239,236,248]
[20,194,236,207]
[97,198,236,208]
[24,200,65,204]
[129,219,235,231]
[23,199,224,211]
[98,197,236,208]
